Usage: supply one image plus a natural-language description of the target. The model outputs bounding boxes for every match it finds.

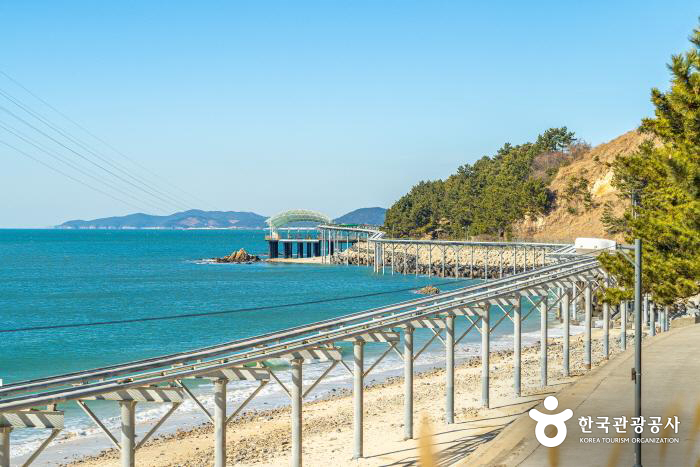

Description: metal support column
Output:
[428,246,432,277]
[366,237,370,266]
[381,243,385,275]
[120,400,136,467]
[485,247,489,278]
[403,327,414,440]
[603,301,610,360]
[415,244,419,276]
[584,283,592,370]
[214,378,228,467]
[482,306,490,408]
[0,428,10,467]
[633,238,643,466]
[353,340,364,458]
[562,289,570,376]
[291,358,303,467]
[620,301,627,351]
[514,295,522,396]
[455,246,459,277]
[445,314,455,423]
[470,246,474,278]
[540,300,547,387]
[649,303,656,336]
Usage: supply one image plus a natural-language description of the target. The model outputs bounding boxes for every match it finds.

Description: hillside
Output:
[512,130,649,242]
[57,210,268,229]
[334,207,386,225]
[56,207,388,230]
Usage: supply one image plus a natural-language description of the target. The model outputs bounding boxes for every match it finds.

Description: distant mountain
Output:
[56,210,269,230]
[333,207,386,226]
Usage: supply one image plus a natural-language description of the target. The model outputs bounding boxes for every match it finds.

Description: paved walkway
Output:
[460,323,700,467]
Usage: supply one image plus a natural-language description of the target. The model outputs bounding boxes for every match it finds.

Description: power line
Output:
[0,139,145,211]
[0,104,177,212]
[0,69,213,210]
[0,87,193,211]
[0,121,171,213]
[0,279,469,334]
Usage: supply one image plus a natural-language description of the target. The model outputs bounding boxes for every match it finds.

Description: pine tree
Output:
[599,22,700,305]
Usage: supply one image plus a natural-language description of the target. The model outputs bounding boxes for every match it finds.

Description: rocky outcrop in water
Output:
[417,286,440,295]
[214,248,261,263]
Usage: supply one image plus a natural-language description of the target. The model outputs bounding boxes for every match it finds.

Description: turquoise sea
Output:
[0,229,555,462]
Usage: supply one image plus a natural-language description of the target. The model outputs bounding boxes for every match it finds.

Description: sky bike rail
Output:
[0,256,602,412]
[0,255,588,397]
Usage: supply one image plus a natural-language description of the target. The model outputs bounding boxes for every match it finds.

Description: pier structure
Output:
[1,249,680,467]
[318,224,572,278]
[318,224,383,265]
[265,210,331,259]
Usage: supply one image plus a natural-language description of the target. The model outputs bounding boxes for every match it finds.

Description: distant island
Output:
[56,207,386,230]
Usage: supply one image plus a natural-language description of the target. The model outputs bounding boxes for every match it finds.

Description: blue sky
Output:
[0,1,697,227]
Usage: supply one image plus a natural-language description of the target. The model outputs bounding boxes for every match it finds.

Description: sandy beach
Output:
[67,326,630,466]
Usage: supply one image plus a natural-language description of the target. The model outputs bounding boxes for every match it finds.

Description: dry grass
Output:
[512,130,651,242]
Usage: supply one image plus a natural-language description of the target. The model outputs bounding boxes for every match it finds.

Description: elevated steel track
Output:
[0,251,620,467]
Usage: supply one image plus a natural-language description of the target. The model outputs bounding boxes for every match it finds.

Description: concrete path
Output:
[460,323,700,466]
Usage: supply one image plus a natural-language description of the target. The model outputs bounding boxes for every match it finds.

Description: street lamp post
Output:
[618,238,643,466]
[633,238,642,466]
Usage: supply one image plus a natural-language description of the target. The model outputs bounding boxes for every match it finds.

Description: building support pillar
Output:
[268,240,279,259]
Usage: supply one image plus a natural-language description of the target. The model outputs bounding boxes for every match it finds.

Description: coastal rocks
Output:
[417,285,440,295]
[214,248,261,263]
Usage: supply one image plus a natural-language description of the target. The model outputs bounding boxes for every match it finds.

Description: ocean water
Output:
[0,229,562,463]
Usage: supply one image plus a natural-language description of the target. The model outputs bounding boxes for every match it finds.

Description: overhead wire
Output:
[0,69,213,210]
[0,103,176,213]
[0,121,170,213]
[0,139,145,211]
[0,87,192,211]
[0,279,470,334]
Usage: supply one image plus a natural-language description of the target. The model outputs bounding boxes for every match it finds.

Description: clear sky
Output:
[0,1,697,227]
